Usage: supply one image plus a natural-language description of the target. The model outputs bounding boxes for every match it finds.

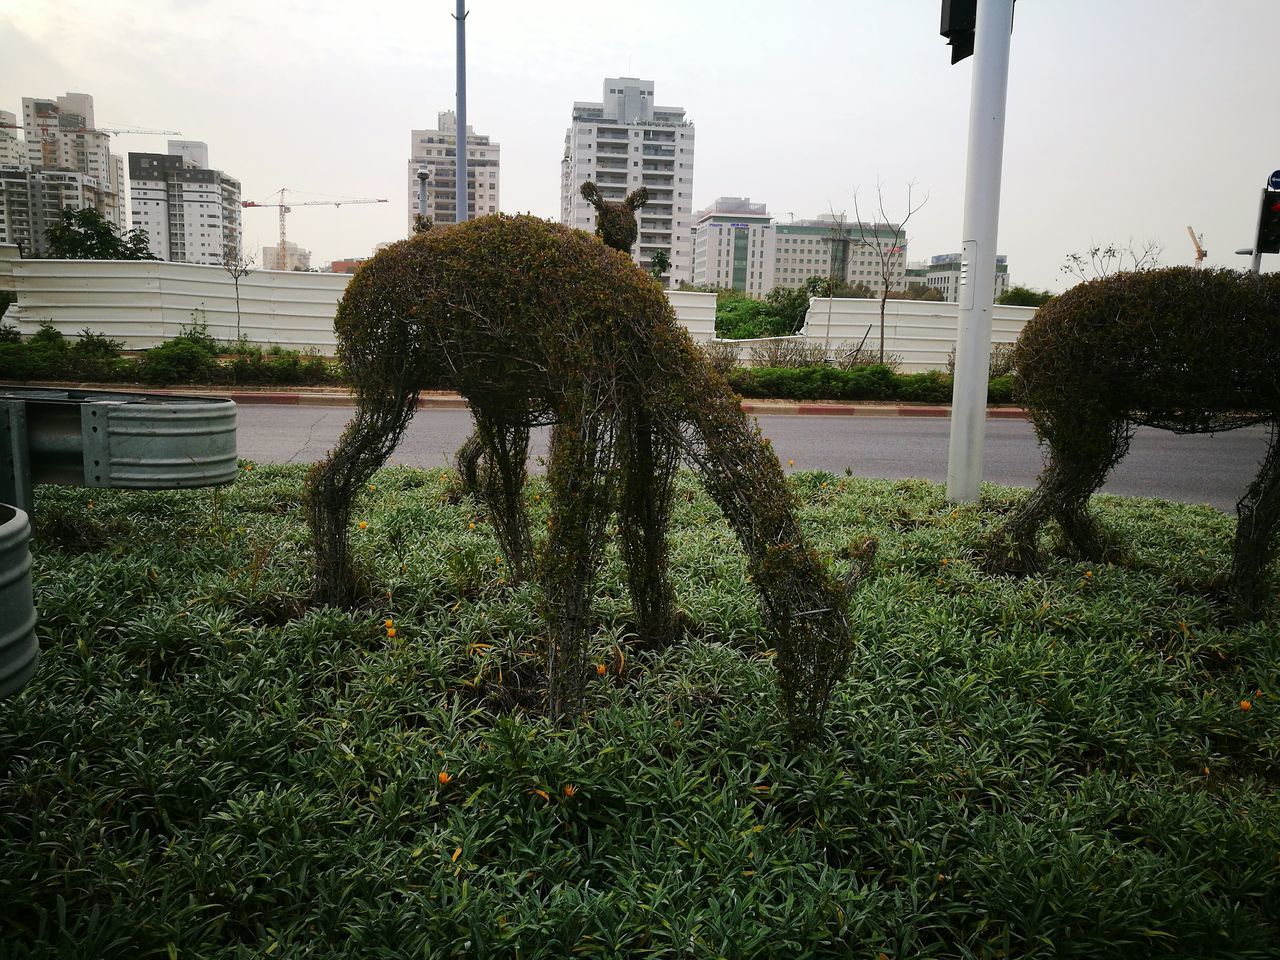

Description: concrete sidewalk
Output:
[3,381,1029,419]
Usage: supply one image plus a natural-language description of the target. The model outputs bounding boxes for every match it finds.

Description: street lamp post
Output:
[416,167,430,228]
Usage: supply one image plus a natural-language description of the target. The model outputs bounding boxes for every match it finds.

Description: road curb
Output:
[0,382,1028,419]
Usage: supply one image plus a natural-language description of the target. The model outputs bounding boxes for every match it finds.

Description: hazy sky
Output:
[4,0,1277,290]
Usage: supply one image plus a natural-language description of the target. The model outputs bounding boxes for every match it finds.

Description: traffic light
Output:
[940,0,977,64]
[1256,190,1280,256]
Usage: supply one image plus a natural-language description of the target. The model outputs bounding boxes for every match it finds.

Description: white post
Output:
[946,0,1014,502]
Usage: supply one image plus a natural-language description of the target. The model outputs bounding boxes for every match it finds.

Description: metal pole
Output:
[454,0,469,224]
[1251,188,1265,275]
[945,0,1014,502]
[417,168,429,225]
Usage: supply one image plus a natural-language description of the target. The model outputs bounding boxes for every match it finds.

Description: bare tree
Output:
[851,181,928,363]
[1061,239,1162,283]
[220,245,255,342]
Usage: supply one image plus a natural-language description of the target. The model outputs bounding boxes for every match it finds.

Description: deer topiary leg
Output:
[470,410,534,583]
[454,429,484,496]
[306,383,421,607]
[984,412,1129,573]
[1231,420,1280,618]
[659,358,852,741]
[618,407,681,648]
[542,404,620,719]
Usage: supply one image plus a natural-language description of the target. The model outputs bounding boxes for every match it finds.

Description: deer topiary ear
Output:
[625,187,649,212]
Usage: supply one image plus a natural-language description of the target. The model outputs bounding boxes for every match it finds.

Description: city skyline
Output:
[2,1,1278,288]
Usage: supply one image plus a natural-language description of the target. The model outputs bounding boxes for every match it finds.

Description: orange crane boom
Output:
[242,189,388,269]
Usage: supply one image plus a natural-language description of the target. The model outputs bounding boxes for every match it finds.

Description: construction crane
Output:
[95,125,184,137]
[243,189,388,270]
[1186,225,1207,267]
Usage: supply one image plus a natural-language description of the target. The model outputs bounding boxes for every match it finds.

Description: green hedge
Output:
[0,324,344,387]
[729,364,1016,404]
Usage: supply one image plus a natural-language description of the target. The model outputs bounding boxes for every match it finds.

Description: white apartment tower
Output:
[407,111,500,230]
[129,142,242,265]
[560,78,695,285]
[20,92,125,230]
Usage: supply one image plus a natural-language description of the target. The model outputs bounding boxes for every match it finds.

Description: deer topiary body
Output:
[306,208,859,738]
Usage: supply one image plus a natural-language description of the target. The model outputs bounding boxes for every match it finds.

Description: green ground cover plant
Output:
[1,466,1276,958]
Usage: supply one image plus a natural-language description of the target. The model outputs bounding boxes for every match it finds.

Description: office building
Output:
[407,111,500,229]
[690,197,774,296]
[560,77,695,285]
[906,253,1009,302]
[129,142,242,265]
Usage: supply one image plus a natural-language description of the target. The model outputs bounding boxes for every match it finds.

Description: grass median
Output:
[2,466,1277,958]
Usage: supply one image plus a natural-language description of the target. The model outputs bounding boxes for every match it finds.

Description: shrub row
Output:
[0,323,344,387]
[0,324,1017,403]
[729,364,1016,404]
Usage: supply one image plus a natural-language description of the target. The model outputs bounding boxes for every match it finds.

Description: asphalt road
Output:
[233,404,1271,512]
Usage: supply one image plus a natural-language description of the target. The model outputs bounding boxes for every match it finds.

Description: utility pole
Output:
[454,0,469,224]
[945,0,1015,502]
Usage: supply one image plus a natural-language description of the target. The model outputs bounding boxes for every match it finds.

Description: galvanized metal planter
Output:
[0,502,37,698]
[1,387,238,513]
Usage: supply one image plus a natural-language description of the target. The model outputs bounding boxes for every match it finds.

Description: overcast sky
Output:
[4,0,1277,290]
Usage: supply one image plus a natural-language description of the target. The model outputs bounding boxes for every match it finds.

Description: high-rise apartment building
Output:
[407,111,500,230]
[905,253,1009,302]
[128,142,241,265]
[20,92,125,230]
[0,111,25,167]
[560,78,695,285]
[0,166,103,256]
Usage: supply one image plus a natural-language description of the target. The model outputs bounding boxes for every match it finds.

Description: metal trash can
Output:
[0,502,37,698]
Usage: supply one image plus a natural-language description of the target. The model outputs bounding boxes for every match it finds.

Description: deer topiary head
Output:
[581,181,648,254]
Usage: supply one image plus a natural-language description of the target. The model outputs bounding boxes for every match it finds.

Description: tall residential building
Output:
[560,77,695,285]
[691,197,775,296]
[407,111,500,229]
[20,92,125,230]
[0,111,25,167]
[0,166,104,256]
[905,253,1009,302]
[129,142,242,265]
[262,241,311,271]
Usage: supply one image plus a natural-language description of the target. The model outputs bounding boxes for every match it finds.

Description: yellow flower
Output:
[386,627,397,638]
[596,663,607,676]
[244,463,254,471]
[358,521,368,530]
[1084,570,1093,578]
[438,770,453,785]
[468,522,475,530]
[1240,700,1252,712]
[563,784,578,798]
[787,459,794,467]
[384,618,394,628]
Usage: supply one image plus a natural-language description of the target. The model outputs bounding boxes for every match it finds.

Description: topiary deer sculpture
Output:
[983,267,1280,617]
[306,210,863,739]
